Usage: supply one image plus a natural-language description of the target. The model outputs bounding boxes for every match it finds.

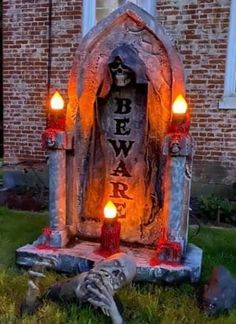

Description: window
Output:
[96,0,121,22]
[82,0,156,36]
[219,0,236,109]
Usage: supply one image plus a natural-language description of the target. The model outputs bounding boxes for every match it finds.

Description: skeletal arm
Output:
[21,257,57,315]
[85,274,123,324]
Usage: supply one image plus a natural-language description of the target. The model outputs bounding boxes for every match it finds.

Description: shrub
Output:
[199,195,236,224]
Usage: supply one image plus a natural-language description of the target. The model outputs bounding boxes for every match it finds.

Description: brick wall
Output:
[157,0,236,190]
[2,0,236,191]
[2,0,82,164]
[3,0,47,163]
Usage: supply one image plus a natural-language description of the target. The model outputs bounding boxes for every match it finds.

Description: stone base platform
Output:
[16,241,202,283]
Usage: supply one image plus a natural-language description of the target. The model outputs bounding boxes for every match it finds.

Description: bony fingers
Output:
[102,307,110,317]
[104,281,113,296]
[86,273,104,282]
[34,261,53,268]
[86,278,108,295]
[85,276,102,288]
[98,280,113,298]
[87,298,107,310]
[87,270,111,282]
[90,270,109,277]
[29,271,46,278]
[87,285,103,297]
[89,281,112,300]
[28,280,39,290]
[87,286,110,306]
[44,256,58,264]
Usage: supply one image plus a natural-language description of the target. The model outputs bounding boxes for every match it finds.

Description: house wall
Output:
[2,0,82,164]
[2,0,236,197]
[157,0,236,197]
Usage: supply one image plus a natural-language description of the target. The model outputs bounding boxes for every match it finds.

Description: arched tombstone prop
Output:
[16,2,202,283]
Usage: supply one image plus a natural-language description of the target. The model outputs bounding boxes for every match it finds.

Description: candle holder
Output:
[150,228,182,267]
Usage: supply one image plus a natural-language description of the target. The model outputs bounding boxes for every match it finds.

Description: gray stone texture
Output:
[203,266,236,316]
[16,2,202,282]
[65,2,187,246]
[16,242,202,283]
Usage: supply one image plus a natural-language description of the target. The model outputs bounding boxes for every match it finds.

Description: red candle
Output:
[100,201,121,257]
[47,91,65,130]
[168,94,190,134]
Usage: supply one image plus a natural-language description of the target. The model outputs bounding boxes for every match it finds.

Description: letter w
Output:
[108,139,134,158]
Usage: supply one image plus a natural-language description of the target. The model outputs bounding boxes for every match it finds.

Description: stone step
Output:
[16,241,202,283]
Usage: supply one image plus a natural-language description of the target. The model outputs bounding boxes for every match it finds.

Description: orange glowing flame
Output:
[50,91,64,111]
[104,201,117,219]
[172,95,188,114]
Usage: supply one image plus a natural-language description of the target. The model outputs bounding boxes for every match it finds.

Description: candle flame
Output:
[172,95,188,114]
[104,201,117,219]
[50,91,64,111]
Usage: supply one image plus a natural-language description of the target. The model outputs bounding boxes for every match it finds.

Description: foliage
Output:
[199,195,236,224]
[220,199,236,224]
[199,195,221,220]
[1,208,236,323]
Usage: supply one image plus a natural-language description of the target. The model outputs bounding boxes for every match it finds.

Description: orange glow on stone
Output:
[172,95,187,114]
[50,91,64,111]
[104,200,117,219]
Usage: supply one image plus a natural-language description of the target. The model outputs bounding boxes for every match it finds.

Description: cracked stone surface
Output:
[16,242,202,283]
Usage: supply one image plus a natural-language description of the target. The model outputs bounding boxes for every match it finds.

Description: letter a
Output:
[111,160,131,177]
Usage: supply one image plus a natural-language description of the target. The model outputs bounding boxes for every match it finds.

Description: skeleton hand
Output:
[26,280,40,302]
[86,277,123,324]
[29,256,57,287]
[21,256,58,316]
[31,256,58,274]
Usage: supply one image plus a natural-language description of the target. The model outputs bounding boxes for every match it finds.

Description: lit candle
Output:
[100,201,121,257]
[47,90,65,130]
[50,91,65,111]
[168,94,190,134]
[172,94,188,123]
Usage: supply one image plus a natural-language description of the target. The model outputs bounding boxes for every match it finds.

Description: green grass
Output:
[0,208,236,323]
[0,208,47,268]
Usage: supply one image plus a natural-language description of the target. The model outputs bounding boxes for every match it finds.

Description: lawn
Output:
[0,207,236,323]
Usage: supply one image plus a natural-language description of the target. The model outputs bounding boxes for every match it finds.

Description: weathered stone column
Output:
[49,148,66,231]
[162,133,193,253]
[33,130,73,248]
[66,152,78,234]
[43,131,66,247]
